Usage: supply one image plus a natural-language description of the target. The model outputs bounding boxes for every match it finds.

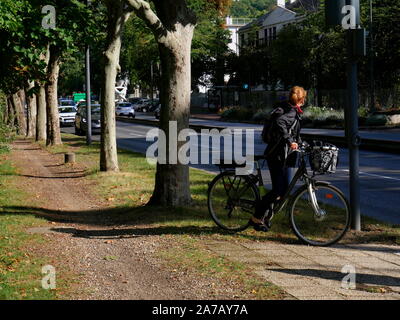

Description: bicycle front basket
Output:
[309,142,339,174]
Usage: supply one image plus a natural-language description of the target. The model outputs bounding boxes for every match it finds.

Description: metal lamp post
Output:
[369,0,375,112]
[85,0,92,145]
[325,0,365,231]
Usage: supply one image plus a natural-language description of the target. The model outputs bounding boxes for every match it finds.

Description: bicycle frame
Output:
[216,148,327,218]
[255,150,322,216]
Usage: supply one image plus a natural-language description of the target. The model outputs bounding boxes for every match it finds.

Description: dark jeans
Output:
[254,158,293,219]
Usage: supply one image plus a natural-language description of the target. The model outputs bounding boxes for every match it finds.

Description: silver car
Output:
[116,102,135,118]
[59,106,77,127]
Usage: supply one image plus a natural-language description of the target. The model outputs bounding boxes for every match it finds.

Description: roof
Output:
[238,0,319,33]
[238,5,295,32]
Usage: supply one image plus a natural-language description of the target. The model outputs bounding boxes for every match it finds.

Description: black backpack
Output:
[261,107,298,144]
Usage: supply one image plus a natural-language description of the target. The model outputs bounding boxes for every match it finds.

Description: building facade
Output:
[237,0,318,52]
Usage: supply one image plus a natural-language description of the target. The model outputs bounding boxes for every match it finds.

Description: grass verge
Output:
[0,148,71,299]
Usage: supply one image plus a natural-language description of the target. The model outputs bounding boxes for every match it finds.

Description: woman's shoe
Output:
[249,219,269,232]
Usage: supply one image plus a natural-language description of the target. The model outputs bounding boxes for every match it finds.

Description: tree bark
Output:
[36,84,47,141]
[26,81,37,138]
[149,28,194,207]
[12,90,27,136]
[6,96,15,127]
[4,96,9,125]
[36,46,49,142]
[45,45,62,146]
[100,0,131,172]
[127,1,196,206]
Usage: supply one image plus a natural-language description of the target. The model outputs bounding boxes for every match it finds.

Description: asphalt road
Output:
[62,117,400,225]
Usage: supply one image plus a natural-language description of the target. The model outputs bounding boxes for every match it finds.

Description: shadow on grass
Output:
[0,204,296,244]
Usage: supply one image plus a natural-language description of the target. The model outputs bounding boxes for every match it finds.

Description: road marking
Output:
[340,169,400,182]
[129,133,145,138]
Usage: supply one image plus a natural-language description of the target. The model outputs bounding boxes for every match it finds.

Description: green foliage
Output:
[229,0,399,100]
[220,106,253,120]
[121,0,232,90]
[229,0,275,18]
[0,0,100,95]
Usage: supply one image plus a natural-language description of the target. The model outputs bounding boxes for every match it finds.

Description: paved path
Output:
[205,240,400,300]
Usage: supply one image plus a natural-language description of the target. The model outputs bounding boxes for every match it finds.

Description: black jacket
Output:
[264,101,302,167]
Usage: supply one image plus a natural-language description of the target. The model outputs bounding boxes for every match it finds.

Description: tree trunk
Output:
[12,90,27,136]
[36,84,47,141]
[6,96,15,127]
[36,46,49,142]
[45,45,62,146]
[26,81,37,138]
[127,0,196,206]
[149,24,194,207]
[4,96,9,124]
[100,1,131,172]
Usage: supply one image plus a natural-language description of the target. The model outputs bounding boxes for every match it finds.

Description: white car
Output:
[116,102,135,118]
[59,106,77,126]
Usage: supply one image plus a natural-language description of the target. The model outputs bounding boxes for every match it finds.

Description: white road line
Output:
[340,169,400,182]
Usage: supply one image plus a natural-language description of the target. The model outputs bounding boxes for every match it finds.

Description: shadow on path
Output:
[274,268,400,287]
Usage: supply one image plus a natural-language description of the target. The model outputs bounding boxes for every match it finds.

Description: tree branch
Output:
[124,0,168,43]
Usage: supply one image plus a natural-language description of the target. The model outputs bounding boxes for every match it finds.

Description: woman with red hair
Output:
[250,86,307,231]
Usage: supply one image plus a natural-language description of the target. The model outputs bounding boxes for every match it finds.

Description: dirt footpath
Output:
[9,140,230,300]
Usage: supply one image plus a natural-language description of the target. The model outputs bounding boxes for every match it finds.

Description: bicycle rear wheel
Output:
[289,182,350,246]
[208,171,259,232]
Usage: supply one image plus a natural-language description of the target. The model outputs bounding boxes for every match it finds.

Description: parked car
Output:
[59,99,75,108]
[128,97,143,105]
[75,100,98,110]
[134,98,151,112]
[75,104,101,135]
[59,106,77,127]
[142,99,160,113]
[115,102,135,118]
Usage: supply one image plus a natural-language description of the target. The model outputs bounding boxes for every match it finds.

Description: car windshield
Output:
[59,107,76,113]
[118,104,131,108]
[60,100,74,106]
[91,107,101,116]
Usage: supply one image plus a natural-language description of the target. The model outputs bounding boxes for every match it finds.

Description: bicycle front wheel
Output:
[208,171,259,232]
[289,182,350,246]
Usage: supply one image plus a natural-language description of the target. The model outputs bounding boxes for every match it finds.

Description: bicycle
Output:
[207,142,351,246]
